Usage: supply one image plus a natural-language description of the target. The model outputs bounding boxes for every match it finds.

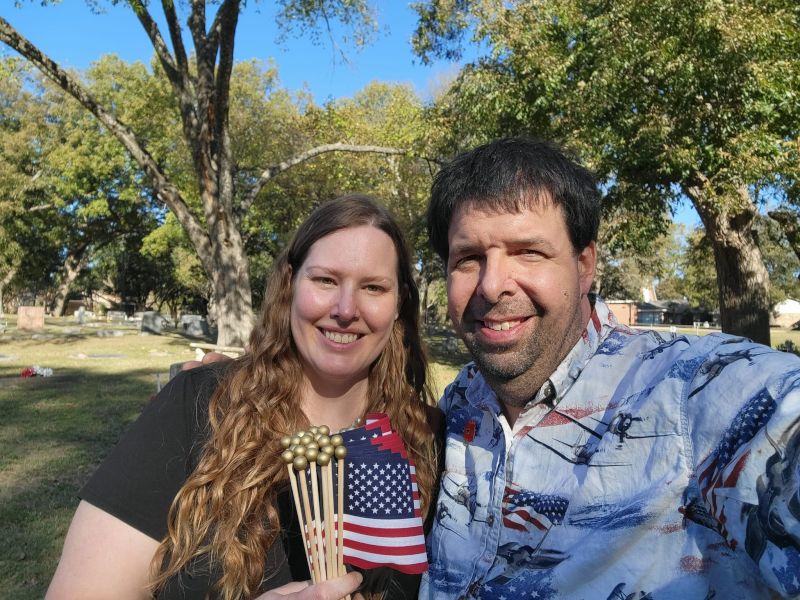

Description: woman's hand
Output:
[255,572,363,599]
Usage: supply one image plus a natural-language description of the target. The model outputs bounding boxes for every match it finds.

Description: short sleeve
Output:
[687,340,800,597]
[80,366,221,541]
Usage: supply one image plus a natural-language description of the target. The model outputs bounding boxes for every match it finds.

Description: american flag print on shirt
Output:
[502,483,569,532]
[338,416,428,574]
[695,388,776,543]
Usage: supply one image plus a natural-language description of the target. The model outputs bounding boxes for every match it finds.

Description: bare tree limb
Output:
[239,143,408,216]
[214,0,240,214]
[128,0,178,80]
[161,0,190,76]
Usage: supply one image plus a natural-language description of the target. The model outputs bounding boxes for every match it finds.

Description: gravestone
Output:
[74,306,86,324]
[140,311,168,334]
[17,306,45,330]
[179,314,210,338]
[106,310,127,323]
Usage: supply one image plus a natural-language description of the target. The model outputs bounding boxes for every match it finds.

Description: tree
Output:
[595,221,686,302]
[0,2,409,346]
[0,57,64,313]
[413,0,800,345]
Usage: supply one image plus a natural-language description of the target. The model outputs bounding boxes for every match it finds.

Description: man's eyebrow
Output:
[449,236,558,255]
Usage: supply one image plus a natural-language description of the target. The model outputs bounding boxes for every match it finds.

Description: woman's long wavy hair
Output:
[151,194,437,599]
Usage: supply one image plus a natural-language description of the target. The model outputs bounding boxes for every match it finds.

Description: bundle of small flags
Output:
[280,413,427,589]
[20,365,53,378]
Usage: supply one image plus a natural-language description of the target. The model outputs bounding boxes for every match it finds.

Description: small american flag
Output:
[502,484,569,532]
[337,414,427,574]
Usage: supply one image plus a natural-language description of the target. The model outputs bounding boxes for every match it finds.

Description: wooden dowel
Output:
[324,460,335,578]
[336,451,346,576]
[297,467,322,583]
[286,464,313,577]
[309,461,327,581]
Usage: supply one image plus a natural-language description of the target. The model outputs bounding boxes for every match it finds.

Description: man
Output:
[419,137,800,599]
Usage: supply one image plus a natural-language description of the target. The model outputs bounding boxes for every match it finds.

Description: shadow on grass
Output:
[424,326,471,369]
[3,330,194,349]
[0,367,163,599]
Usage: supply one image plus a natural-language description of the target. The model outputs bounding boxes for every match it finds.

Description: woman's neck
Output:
[300,377,370,432]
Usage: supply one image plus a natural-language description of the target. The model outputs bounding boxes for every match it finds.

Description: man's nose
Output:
[478,255,516,303]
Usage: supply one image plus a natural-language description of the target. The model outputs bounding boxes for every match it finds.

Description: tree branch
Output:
[161,0,190,76]
[239,143,409,216]
[214,0,240,213]
[768,209,800,264]
[128,0,178,81]
[128,0,199,155]
[0,16,212,261]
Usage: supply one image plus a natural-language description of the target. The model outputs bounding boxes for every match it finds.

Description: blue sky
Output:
[0,1,462,103]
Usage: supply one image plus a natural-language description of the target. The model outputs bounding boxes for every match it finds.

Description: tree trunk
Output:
[688,183,771,345]
[207,219,253,347]
[51,249,87,317]
[0,266,17,316]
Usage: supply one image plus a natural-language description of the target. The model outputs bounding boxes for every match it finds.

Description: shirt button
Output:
[486,515,495,525]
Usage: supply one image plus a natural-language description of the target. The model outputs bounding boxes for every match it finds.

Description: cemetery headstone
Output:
[107,310,127,323]
[17,306,45,331]
[141,311,167,334]
[179,314,210,338]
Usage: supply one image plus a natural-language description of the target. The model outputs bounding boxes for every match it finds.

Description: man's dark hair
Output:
[427,137,601,262]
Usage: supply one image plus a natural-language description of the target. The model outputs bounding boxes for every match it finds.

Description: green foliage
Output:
[416,0,800,208]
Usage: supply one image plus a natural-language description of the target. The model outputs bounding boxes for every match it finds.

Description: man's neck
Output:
[489,370,551,427]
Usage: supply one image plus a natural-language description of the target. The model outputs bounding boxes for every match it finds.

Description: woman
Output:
[46,195,441,600]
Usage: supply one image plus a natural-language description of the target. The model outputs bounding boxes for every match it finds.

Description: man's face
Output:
[446,200,596,397]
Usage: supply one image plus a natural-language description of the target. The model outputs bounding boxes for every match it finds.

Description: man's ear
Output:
[577,241,597,296]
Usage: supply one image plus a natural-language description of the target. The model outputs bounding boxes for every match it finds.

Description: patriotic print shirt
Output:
[420,298,800,599]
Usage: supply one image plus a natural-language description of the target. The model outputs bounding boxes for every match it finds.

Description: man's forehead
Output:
[448,193,562,234]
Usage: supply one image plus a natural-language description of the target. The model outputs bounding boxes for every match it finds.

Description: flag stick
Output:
[333,438,347,577]
[308,453,327,581]
[319,452,335,578]
[282,449,313,577]
[295,459,322,583]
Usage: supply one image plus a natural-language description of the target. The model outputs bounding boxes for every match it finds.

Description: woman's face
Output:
[291,225,400,392]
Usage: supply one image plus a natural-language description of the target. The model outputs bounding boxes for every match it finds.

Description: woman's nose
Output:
[332,286,359,321]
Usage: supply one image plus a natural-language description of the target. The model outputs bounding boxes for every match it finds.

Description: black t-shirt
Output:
[80,364,426,599]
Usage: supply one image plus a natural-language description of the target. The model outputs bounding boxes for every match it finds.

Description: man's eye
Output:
[452,255,479,269]
[520,249,544,258]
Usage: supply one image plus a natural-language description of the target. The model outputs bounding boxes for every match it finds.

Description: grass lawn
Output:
[0,317,796,598]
